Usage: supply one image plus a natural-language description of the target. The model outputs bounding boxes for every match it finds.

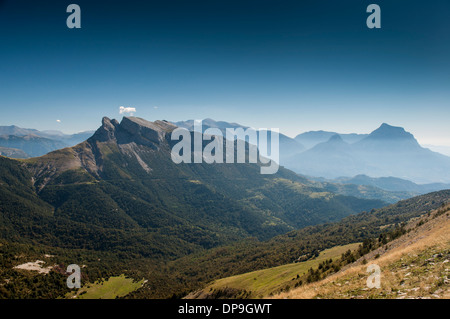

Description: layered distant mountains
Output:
[294,130,368,149]
[0,125,94,158]
[174,119,450,184]
[285,123,450,184]
[173,118,306,158]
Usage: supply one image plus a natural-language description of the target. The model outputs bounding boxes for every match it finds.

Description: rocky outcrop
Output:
[27,116,180,189]
[89,116,176,148]
[90,117,120,142]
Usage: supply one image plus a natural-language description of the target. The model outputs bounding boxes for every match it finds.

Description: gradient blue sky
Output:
[1,0,449,145]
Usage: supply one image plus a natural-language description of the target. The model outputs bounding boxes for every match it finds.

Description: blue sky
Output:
[0,0,449,145]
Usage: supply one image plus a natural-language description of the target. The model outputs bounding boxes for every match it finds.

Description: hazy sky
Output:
[1,0,449,145]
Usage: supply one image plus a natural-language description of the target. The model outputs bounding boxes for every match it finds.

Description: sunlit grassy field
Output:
[198,243,360,298]
[67,274,144,299]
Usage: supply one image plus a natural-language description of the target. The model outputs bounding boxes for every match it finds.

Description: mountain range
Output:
[0,116,390,298]
[284,123,450,184]
[3,118,450,193]
[173,119,435,204]
[1,117,384,257]
[173,119,450,185]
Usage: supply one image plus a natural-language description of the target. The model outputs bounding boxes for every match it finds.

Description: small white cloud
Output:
[153,106,158,109]
[56,119,61,123]
[119,106,136,115]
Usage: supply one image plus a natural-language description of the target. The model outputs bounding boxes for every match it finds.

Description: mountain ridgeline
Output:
[1,116,384,260]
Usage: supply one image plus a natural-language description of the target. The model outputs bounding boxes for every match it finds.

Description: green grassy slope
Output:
[67,274,145,299]
[187,243,360,299]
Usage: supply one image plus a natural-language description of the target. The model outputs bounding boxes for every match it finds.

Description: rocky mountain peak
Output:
[90,116,178,147]
[90,117,120,142]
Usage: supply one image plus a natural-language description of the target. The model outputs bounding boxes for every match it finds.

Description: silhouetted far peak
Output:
[367,123,415,140]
